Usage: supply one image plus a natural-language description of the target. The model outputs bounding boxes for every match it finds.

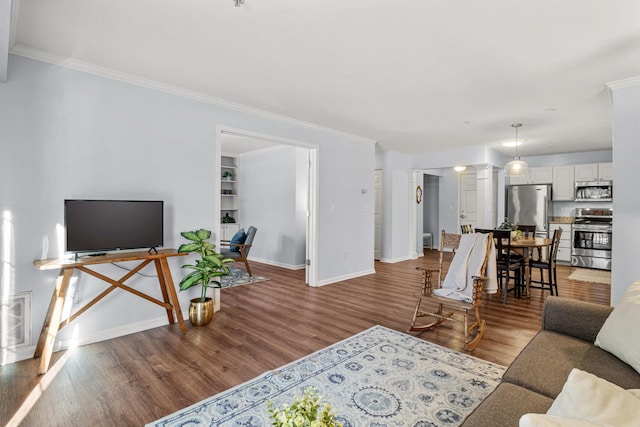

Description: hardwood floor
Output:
[1,251,610,427]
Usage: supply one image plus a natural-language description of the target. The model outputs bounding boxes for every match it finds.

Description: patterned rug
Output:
[220,267,269,288]
[568,268,611,285]
[147,326,505,427]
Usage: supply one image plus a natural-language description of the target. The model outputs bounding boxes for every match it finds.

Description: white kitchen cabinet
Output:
[529,167,553,184]
[508,166,553,185]
[574,162,612,181]
[552,165,575,201]
[574,163,598,181]
[549,223,572,263]
[598,162,613,180]
[508,174,529,185]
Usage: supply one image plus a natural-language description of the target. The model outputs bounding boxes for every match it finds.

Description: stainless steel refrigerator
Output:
[505,184,552,237]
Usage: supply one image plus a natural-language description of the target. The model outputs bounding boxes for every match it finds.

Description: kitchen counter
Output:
[550,216,574,224]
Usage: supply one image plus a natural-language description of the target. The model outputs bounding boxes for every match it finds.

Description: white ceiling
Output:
[8,0,640,157]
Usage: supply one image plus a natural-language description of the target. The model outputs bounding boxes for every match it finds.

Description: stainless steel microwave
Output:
[575,181,612,201]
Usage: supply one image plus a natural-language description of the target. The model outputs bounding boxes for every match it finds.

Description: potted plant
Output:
[268,387,342,427]
[177,228,233,326]
[498,217,523,240]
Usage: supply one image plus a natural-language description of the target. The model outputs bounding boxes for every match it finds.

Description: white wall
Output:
[610,81,640,305]
[0,55,375,363]
[380,151,411,262]
[239,145,307,268]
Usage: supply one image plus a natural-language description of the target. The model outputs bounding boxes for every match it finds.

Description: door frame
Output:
[215,125,319,286]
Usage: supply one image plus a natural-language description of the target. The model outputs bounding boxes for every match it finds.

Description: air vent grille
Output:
[1,292,32,348]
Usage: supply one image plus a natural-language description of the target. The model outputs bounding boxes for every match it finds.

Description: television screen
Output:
[65,200,164,254]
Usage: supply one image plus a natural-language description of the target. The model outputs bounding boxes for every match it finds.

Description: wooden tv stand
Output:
[33,249,188,374]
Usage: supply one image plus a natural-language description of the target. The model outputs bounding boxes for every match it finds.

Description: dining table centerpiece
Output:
[497,218,523,241]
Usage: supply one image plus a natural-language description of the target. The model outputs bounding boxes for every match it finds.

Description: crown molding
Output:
[9,44,376,145]
[606,75,640,91]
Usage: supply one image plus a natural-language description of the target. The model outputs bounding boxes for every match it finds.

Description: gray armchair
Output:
[220,226,257,276]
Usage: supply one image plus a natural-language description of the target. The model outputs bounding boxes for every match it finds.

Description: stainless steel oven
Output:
[571,208,612,270]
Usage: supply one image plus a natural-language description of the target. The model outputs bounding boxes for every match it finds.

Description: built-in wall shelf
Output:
[221,156,240,239]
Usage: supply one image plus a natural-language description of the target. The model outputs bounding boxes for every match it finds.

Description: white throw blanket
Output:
[433,233,498,302]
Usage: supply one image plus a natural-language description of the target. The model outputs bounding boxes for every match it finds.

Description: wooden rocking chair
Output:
[408,230,495,351]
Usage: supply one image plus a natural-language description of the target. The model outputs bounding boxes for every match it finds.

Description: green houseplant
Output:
[268,387,342,427]
[178,228,232,326]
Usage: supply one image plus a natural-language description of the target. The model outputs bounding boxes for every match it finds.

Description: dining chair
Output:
[460,224,474,234]
[516,224,536,237]
[529,228,562,296]
[515,224,537,260]
[476,228,524,303]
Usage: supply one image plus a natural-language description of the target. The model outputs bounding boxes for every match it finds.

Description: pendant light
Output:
[504,123,528,177]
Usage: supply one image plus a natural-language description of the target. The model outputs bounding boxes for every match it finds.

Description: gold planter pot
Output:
[188,297,214,326]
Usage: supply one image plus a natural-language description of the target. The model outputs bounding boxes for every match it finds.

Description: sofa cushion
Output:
[502,330,640,399]
[461,383,553,427]
[595,280,640,374]
[520,414,607,427]
[545,368,640,426]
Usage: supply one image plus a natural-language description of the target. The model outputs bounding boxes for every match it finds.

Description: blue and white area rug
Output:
[147,326,505,427]
[220,267,269,288]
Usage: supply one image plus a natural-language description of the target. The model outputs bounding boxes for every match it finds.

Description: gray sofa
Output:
[462,296,640,426]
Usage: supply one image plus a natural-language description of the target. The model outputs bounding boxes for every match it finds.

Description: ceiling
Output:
[7,0,640,157]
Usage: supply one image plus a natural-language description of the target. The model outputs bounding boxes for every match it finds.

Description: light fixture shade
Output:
[454,165,467,172]
[504,123,528,177]
[504,157,528,176]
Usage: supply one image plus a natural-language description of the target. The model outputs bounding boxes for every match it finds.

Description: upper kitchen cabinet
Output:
[552,165,575,201]
[508,166,553,185]
[574,162,612,182]
[598,163,613,180]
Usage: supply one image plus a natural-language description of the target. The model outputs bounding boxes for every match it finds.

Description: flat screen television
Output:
[65,199,164,254]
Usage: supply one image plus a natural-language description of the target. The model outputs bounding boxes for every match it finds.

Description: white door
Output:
[460,173,477,231]
[374,169,382,260]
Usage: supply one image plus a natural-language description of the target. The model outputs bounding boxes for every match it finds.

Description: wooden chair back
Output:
[437,230,462,286]
[548,228,563,265]
[516,224,536,238]
[461,224,474,234]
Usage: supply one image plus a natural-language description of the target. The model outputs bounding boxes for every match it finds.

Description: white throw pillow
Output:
[595,280,640,374]
[546,369,640,426]
[519,414,607,427]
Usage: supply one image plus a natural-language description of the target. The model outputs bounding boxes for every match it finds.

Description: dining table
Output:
[510,236,553,299]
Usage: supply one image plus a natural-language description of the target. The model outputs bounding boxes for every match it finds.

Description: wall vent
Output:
[1,292,32,349]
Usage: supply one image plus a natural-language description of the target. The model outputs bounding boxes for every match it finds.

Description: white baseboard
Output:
[0,345,36,366]
[1,315,176,365]
[314,268,376,287]
[379,255,413,263]
[248,257,306,270]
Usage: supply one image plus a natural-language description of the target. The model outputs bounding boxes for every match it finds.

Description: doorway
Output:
[459,172,478,232]
[215,126,319,286]
[422,174,439,251]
